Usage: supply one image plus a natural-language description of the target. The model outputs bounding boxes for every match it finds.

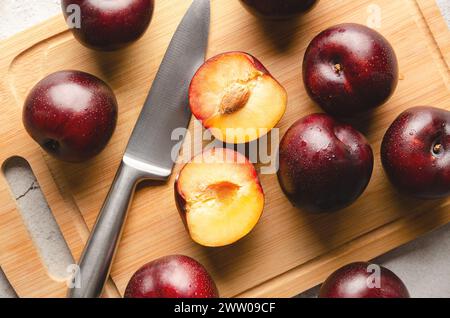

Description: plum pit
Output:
[220,83,251,115]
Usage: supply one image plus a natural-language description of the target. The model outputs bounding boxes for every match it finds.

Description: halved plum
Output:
[175,148,265,247]
[189,52,287,144]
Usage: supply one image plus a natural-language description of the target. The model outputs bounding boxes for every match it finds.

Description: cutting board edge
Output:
[415,0,450,71]
[235,201,450,297]
[0,16,123,298]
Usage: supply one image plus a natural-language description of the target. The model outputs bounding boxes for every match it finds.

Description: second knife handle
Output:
[67,161,140,298]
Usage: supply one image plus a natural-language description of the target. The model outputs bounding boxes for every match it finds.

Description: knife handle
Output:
[67,161,140,298]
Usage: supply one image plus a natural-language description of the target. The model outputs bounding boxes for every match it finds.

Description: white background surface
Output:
[0,0,449,298]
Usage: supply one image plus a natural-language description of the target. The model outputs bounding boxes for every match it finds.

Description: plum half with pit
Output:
[189,52,287,144]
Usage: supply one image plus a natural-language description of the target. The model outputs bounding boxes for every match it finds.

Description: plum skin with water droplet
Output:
[319,262,410,298]
[124,255,219,298]
[23,70,118,163]
[277,113,374,212]
[239,0,318,19]
[381,106,450,199]
[303,23,399,117]
[61,0,154,51]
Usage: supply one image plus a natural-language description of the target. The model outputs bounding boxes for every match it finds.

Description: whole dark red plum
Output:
[124,255,219,298]
[61,0,154,51]
[277,114,374,212]
[23,70,118,163]
[319,262,410,298]
[381,106,450,199]
[303,23,399,117]
[239,0,318,19]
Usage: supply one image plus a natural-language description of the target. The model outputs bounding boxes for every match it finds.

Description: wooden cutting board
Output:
[0,0,449,298]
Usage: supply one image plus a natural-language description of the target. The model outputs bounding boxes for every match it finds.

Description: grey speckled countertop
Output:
[0,0,449,298]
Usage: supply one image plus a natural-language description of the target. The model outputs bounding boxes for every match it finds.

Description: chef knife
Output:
[68,0,210,298]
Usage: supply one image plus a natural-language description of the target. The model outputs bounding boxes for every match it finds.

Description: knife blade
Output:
[68,0,210,298]
[125,0,210,175]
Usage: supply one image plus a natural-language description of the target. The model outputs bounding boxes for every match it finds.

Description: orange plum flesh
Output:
[189,52,287,144]
[175,148,265,247]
